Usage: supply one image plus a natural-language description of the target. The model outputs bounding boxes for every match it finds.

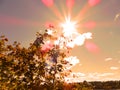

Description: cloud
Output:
[64,56,79,66]
[64,72,86,83]
[64,72,115,83]
[110,66,119,70]
[114,13,120,21]
[97,73,114,77]
[84,72,115,81]
[105,57,112,61]
[88,72,114,77]
[72,72,86,77]
[67,72,86,78]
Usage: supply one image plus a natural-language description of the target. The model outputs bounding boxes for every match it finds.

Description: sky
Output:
[0,0,120,82]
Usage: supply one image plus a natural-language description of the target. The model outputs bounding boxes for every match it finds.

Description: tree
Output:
[0,23,92,89]
[0,35,47,89]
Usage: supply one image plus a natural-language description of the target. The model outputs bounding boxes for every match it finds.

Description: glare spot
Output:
[41,0,54,7]
[85,41,99,53]
[88,0,101,6]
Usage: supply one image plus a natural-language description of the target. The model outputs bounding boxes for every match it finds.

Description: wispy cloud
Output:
[110,66,119,70]
[114,13,120,21]
[86,72,115,81]
[88,72,114,77]
[64,72,115,83]
[105,57,112,61]
[97,73,114,77]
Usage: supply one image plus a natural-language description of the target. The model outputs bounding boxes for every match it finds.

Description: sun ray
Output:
[73,3,91,22]
[41,0,63,21]
[74,0,101,24]
[50,5,63,21]
[66,0,75,16]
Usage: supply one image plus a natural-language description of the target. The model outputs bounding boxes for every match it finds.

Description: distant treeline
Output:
[67,80,120,90]
[90,80,120,89]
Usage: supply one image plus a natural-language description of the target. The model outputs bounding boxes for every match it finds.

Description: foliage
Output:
[0,35,45,89]
[0,33,120,89]
[0,28,74,90]
[90,80,120,89]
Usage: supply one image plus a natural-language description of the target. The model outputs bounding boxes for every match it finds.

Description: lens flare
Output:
[88,0,101,6]
[41,41,53,52]
[41,0,54,7]
[85,41,99,53]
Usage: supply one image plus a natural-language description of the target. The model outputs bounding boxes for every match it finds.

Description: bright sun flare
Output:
[60,17,77,36]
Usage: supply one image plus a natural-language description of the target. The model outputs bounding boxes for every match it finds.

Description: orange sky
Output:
[0,0,120,81]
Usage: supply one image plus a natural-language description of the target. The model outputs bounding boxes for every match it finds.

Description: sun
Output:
[60,16,77,37]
